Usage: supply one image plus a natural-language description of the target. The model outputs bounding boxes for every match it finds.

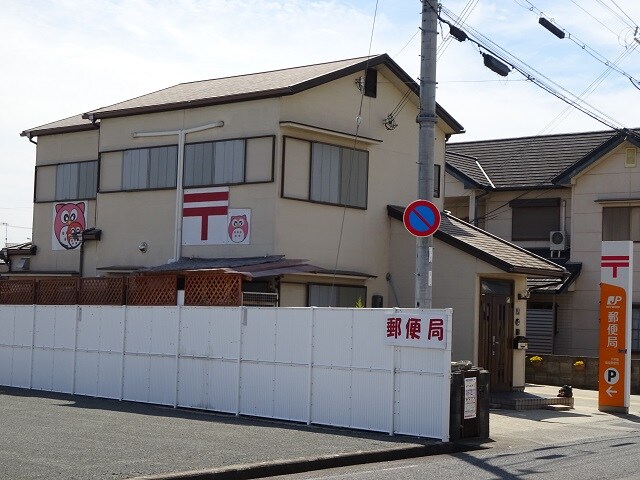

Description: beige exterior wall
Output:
[35,130,99,166]
[561,142,640,356]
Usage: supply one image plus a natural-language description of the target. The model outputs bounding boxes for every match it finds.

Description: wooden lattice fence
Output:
[37,278,78,305]
[127,275,177,306]
[0,279,36,305]
[79,277,125,305]
[184,273,242,306]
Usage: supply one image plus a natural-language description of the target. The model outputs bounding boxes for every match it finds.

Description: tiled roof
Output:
[20,114,97,138]
[141,256,375,279]
[23,54,464,137]
[445,129,640,189]
[387,206,566,278]
[446,151,493,189]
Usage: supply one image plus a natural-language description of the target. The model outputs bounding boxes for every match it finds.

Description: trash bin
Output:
[450,365,490,440]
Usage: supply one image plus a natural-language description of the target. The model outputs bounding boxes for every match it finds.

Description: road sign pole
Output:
[416,0,438,308]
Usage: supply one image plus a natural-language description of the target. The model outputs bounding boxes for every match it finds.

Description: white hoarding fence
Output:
[0,306,452,440]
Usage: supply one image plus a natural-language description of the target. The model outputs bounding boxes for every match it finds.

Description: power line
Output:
[437,0,479,60]
[594,0,637,29]
[515,0,640,88]
[608,0,640,28]
[568,0,626,39]
[439,5,629,131]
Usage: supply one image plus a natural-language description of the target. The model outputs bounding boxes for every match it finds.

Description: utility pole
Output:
[415,0,438,308]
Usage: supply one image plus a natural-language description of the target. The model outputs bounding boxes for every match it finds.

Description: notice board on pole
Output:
[598,241,633,413]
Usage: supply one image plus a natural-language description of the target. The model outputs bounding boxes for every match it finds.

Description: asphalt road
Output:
[0,386,431,480]
[268,385,640,480]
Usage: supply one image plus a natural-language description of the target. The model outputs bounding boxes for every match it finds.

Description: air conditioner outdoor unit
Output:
[550,231,567,251]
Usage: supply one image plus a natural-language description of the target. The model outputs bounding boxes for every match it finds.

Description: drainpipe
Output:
[560,200,566,233]
[27,133,37,145]
[132,121,224,262]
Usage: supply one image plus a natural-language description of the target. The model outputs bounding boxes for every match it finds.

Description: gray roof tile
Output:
[445,129,635,189]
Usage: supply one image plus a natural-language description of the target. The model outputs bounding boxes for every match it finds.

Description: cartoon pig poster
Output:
[52,202,88,250]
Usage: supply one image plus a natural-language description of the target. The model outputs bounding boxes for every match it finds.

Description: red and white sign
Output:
[182,187,229,245]
[384,313,447,349]
[598,241,633,412]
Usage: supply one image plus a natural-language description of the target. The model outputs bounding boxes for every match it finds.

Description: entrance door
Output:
[479,279,514,392]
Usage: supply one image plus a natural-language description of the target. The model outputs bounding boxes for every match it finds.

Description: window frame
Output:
[434,164,441,198]
[183,138,247,188]
[308,140,369,209]
[602,206,640,242]
[509,198,561,241]
[121,144,178,192]
[54,160,99,201]
[307,283,367,307]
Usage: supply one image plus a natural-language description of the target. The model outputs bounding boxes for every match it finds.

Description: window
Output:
[55,161,97,200]
[510,198,560,241]
[434,164,441,198]
[184,139,245,187]
[122,146,177,190]
[602,207,640,241]
[633,305,640,352]
[310,142,368,208]
[308,284,366,307]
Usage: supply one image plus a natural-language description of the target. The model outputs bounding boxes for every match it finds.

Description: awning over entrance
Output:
[387,206,567,279]
[141,255,375,280]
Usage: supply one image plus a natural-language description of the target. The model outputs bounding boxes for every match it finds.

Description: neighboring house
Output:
[14,54,565,391]
[445,128,640,357]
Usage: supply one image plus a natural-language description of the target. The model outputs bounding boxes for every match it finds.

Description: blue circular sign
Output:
[403,200,441,237]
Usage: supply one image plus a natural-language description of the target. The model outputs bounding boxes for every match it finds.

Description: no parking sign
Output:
[403,199,441,237]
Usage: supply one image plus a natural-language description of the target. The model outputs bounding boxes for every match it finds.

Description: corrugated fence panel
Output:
[0,305,452,440]
[123,307,177,406]
[178,307,240,412]
[32,306,76,393]
[272,308,312,422]
[526,309,554,354]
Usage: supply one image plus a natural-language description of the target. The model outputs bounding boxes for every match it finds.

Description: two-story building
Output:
[445,128,640,357]
[9,54,566,391]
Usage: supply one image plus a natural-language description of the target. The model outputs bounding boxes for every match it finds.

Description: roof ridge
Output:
[441,212,565,271]
[173,54,382,87]
[447,127,634,146]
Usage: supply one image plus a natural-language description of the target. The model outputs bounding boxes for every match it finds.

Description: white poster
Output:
[182,187,251,245]
[182,187,229,245]
[384,313,447,349]
[52,201,88,251]
[464,377,477,419]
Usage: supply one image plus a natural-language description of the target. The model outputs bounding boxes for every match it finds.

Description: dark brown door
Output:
[479,279,514,392]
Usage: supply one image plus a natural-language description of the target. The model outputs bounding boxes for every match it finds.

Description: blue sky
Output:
[1,0,639,244]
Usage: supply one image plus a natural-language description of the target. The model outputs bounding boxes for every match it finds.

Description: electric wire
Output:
[568,0,623,38]
[595,0,637,29]
[608,0,639,27]
[437,0,479,60]
[439,5,629,131]
[330,0,379,306]
[516,0,640,88]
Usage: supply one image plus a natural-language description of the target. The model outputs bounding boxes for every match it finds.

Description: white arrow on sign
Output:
[606,385,617,397]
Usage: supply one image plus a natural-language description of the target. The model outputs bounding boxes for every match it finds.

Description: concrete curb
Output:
[130,442,478,480]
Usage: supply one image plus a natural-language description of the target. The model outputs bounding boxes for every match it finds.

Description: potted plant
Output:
[573,359,585,371]
[529,355,543,369]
